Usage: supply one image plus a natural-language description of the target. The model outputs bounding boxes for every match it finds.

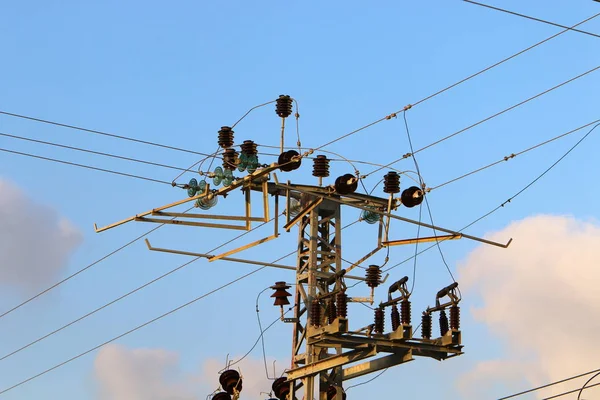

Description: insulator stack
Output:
[336,291,348,318]
[439,309,449,336]
[222,148,238,170]
[276,95,293,118]
[327,386,347,400]
[270,282,291,306]
[401,186,424,208]
[218,126,234,149]
[334,173,358,195]
[272,377,290,400]
[328,298,337,323]
[213,392,231,400]
[390,304,400,331]
[278,150,302,172]
[450,305,460,330]
[383,171,400,194]
[421,313,432,339]
[401,299,411,325]
[374,308,384,334]
[366,265,381,288]
[312,155,330,177]
[219,370,242,395]
[311,299,321,327]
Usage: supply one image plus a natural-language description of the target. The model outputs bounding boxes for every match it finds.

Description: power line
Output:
[464,0,600,39]
[0,131,190,172]
[498,367,600,399]
[0,110,215,157]
[311,11,600,153]
[543,382,600,400]
[428,118,600,191]
[0,216,282,362]
[0,146,173,185]
[367,63,600,177]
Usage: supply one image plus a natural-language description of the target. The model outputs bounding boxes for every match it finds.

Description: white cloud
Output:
[457,215,600,399]
[94,344,197,400]
[0,178,82,293]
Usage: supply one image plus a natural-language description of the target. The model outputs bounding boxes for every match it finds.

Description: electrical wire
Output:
[0,215,283,362]
[0,110,215,157]
[0,146,172,185]
[463,0,600,39]
[0,130,190,172]
[427,118,600,191]
[578,371,600,400]
[366,63,600,177]
[543,382,600,400]
[310,11,600,153]
[345,368,388,391]
[497,367,600,399]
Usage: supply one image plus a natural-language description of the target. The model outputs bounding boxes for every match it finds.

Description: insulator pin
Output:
[270,281,292,306]
[450,305,460,330]
[312,155,330,178]
[311,299,321,327]
[222,148,238,171]
[374,307,385,334]
[439,309,449,336]
[334,173,358,195]
[327,386,347,400]
[401,299,411,325]
[421,313,432,339]
[278,150,302,172]
[218,126,234,149]
[276,95,293,118]
[336,291,348,318]
[401,186,424,208]
[219,369,242,395]
[272,377,290,400]
[212,392,231,400]
[391,304,400,331]
[365,265,381,289]
[328,298,337,323]
[383,171,400,194]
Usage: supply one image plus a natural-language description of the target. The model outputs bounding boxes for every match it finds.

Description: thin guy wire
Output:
[231,99,277,128]
[0,215,281,362]
[498,367,600,399]
[0,131,190,172]
[464,0,600,39]
[368,63,600,177]
[384,122,600,274]
[0,110,215,157]
[428,118,600,191]
[310,11,600,153]
[0,266,268,396]
[0,208,192,320]
[0,146,172,185]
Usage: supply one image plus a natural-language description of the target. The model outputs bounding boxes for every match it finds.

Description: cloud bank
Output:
[0,178,82,294]
[457,215,600,399]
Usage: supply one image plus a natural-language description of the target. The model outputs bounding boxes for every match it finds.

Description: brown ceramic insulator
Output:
[421,313,432,339]
[401,299,411,325]
[311,299,321,327]
[272,377,290,400]
[390,304,400,331]
[328,298,337,323]
[240,140,257,156]
[383,171,400,194]
[365,265,381,289]
[336,291,348,318]
[450,305,460,330]
[327,386,347,400]
[222,148,238,170]
[218,126,234,149]
[439,309,449,336]
[213,392,232,400]
[374,308,385,334]
[312,155,330,177]
[270,281,292,306]
[276,95,293,118]
[219,370,242,395]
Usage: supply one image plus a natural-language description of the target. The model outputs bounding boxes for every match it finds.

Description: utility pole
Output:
[95,95,512,400]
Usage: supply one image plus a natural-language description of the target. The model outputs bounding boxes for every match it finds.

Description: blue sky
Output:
[1,1,599,399]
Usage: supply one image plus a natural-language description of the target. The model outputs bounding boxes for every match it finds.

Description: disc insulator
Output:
[270,281,292,306]
[328,298,337,323]
[374,307,385,334]
[272,377,290,400]
[222,148,238,171]
[336,291,348,318]
[212,392,231,400]
[327,386,347,400]
[401,186,424,208]
[312,155,330,178]
[450,305,460,330]
[391,304,400,331]
[278,150,302,172]
[334,174,358,195]
[276,95,293,118]
[365,265,381,288]
[311,299,321,327]
[439,309,449,336]
[219,369,242,395]
[361,208,380,224]
[421,313,432,339]
[401,299,411,325]
[383,171,400,194]
[218,126,234,149]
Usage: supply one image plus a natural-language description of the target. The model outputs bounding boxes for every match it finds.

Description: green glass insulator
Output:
[288,198,302,218]
[197,180,207,194]
[187,187,197,197]
[361,209,380,224]
[213,166,224,186]
[238,153,248,172]
[197,195,218,210]
[247,155,259,174]
[222,169,234,187]
[188,178,198,189]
